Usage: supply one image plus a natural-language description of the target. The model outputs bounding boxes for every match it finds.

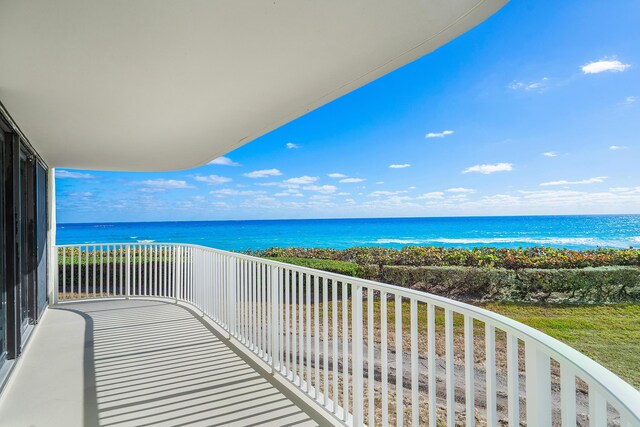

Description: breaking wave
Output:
[373,237,633,248]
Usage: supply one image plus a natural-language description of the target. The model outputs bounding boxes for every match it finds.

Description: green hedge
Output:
[265,257,365,278]
[378,265,640,304]
[248,246,640,269]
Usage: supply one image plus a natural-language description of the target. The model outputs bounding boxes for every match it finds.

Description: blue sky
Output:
[56,0,640,223]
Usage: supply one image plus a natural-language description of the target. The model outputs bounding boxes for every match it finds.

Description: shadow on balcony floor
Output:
[0,299,320,427]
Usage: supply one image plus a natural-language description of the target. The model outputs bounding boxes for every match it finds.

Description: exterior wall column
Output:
[47,167,56,305]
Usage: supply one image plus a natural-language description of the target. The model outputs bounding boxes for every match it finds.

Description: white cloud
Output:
[543,151,558,157]
[540,176,607,186]
[56,170,95,179]
[302,185,337,194]
[417,192,445,200]
[328,173,347,178]
[609,145,626,150]
[209,188,264,197]
[339,178,365,183]
[462,163,513,174]
[425,130,454,138]
[195,175,232,185]
[609,187,640,193]
[368,190,408,197]
[284,176,318,185]
[139,179,193,189]
[309,195,332,201]
[274,189,304,197]
[244,169,282,178]
[446,187,476,194]
[509,77,549,92]
[286,142,300,149]
[376,181,384,185]
[207,156,240,166]
[389,164,411,169]
[622,96,637,106]
[581,59,630,74]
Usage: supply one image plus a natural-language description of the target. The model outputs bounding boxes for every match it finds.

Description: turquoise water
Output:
[56,215,640,251]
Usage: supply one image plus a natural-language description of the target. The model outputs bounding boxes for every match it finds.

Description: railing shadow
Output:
[55,299,319,427]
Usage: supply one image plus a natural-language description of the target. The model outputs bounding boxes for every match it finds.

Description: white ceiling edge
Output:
[0,0,508,172]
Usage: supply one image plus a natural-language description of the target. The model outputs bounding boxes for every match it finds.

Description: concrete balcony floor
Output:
[0,299,323,427]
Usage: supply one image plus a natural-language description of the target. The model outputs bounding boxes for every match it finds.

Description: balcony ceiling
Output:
[0,0,506,171]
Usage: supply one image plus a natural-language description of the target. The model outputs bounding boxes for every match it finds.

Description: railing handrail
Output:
[55,242,640,425]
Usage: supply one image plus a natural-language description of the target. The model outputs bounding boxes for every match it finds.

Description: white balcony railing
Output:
[55,243,640,426]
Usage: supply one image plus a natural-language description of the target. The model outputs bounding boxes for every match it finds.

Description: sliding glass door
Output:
[0,130,6,368]
[0,111,48,378]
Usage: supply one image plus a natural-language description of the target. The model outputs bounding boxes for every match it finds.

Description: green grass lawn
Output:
[483,302,640,388]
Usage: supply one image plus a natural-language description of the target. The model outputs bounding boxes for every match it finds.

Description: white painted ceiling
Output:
[0,0,506,171]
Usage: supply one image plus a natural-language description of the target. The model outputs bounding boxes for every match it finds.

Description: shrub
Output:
[379,265,640,304]
[265,257,365,278]
[248,246,640,270]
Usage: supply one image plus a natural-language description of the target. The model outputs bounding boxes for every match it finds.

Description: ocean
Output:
[56,215,640,251]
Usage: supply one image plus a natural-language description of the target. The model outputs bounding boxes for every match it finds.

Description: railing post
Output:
[352,284,364,425]
[125,244,131,297]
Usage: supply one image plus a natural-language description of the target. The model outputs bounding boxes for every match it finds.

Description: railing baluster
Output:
[486,324,497,426]
[120,244,123,296]
[260,263,265,359]
[299,271,304,388]
[291,269,297,378]
[92,245,96,297]
[84,246,89,297]
[560,365,576,427]
[314,275,320,399]
[112,244,116,295]
[306,273,312,394]
[411,299,419,427]
[275,266,281,372]
[61,248,66,300]
[286,268,291,375]
[368,288,375,426]
[342,279,349,421]
[332,279,339,415]
[106,245,110,296]
[396,294,404,427]
[464,315,475,427]
[381,291,389,426]
[125,244,130,297]
[252,260,257,352]
[525,343,551,426]
[137,244,141,295]
[352,284,364,426]
[70,247,74,298]
[323,277,329,406]
[427,303,436,427]
[100,246,104,297]
[589,386,607,427]
[507,333,520,426]
[445,308,455,427]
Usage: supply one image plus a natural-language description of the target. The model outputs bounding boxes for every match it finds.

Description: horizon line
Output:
[57,212,640,226]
